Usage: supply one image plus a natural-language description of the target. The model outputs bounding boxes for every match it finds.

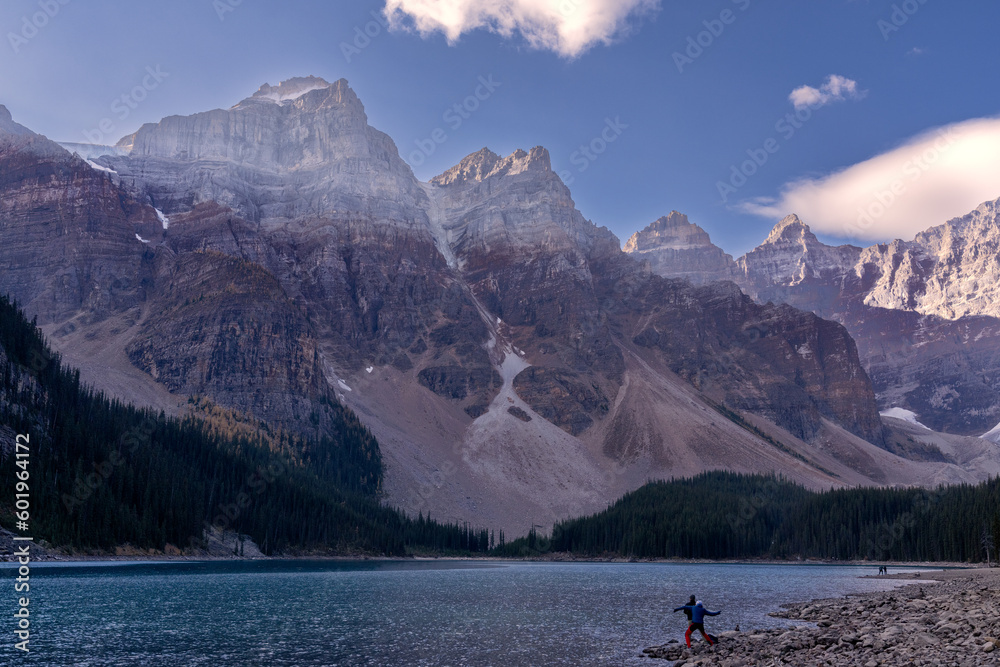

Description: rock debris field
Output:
[643,568,1000,666]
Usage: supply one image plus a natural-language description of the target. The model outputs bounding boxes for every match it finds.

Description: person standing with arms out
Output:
[673,599,721,647]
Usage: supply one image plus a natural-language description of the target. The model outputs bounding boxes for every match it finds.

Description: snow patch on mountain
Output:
[155,209,169,230]
[59,142,129,160]
[981,421,1000,444]
[86,159,117,174]
[881,407,930,430]
[418,182,459,269]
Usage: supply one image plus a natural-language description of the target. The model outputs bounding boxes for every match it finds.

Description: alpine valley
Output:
[3,76,999,539]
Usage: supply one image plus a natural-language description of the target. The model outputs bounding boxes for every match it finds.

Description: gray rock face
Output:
[0,105,36,138]
[102,78,495,409]
[736,215,863,310]
[0,110,152,324]
[429,146,619,260]
[107,77,427,226]
[425,147,884,445]
[623,211,738,284]
[728,201,1000,323]
[861,199,1000,319]
[634,203,1000,436]
[737,205,1000,435]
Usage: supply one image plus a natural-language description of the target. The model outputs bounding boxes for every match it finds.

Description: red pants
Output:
[686,622,713,647]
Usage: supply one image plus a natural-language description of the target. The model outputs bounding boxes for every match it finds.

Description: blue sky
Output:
[1,0,998,256]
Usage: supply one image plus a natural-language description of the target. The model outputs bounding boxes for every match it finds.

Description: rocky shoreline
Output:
[643,568,1000,666]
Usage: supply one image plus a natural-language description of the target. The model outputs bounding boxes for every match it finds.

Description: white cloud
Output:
[789,75,865,110]
[382,0,659,58]
[740,117,1000,242]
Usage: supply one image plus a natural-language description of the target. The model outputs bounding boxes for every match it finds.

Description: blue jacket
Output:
[673,603,720,624]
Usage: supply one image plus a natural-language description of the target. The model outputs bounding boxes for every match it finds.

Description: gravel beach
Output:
[643,568,1000,666]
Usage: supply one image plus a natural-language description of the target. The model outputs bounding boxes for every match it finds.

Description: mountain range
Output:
[625,204,1000,440]
[2,76,998,535]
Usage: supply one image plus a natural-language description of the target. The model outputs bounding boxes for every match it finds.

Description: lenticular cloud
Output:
[740,117,1000,243]
[383,0,660,58]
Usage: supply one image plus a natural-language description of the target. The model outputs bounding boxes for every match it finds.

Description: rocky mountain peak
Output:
[737,214,862,298]
[762,214,818,246]
[249,75,334,104]
[103,75,419,222]
[238,76,364,117]
[623,211,737,284]
[431,146,551,186]
[862,195,1000,320]
[623,211,715,253]
[0,105,35,138]
[0,105,70,160]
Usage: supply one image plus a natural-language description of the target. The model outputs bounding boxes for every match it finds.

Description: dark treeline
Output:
[0,295,489,556]
[500,471,1000,563]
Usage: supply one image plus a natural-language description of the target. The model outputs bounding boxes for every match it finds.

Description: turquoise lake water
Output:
[1,560,928,666]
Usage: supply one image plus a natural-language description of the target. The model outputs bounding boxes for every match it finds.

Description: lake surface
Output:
[1,560,929,666]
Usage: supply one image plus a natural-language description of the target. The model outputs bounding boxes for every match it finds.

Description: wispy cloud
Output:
[740,117,1000,242]
[382,0,660,59]
[788,75,865,111]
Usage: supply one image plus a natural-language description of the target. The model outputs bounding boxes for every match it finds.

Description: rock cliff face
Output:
[736,215,863,314]
[623,212,738,284]
[615,278,882,445]
[0,105,153,324]
[427,145,627,430]
[628,202,1000,436]
[105,78,500,417]
[860,199,1000,320]
[0,104,354,436]
[124,249,334,435]
[108,76,426,226]
[738,204,1000,436]
[2,80,984,535]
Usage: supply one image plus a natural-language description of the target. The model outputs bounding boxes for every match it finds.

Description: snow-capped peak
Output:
[250,76,332,104]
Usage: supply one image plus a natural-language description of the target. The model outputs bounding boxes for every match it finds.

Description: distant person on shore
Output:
[673,599,721,647]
